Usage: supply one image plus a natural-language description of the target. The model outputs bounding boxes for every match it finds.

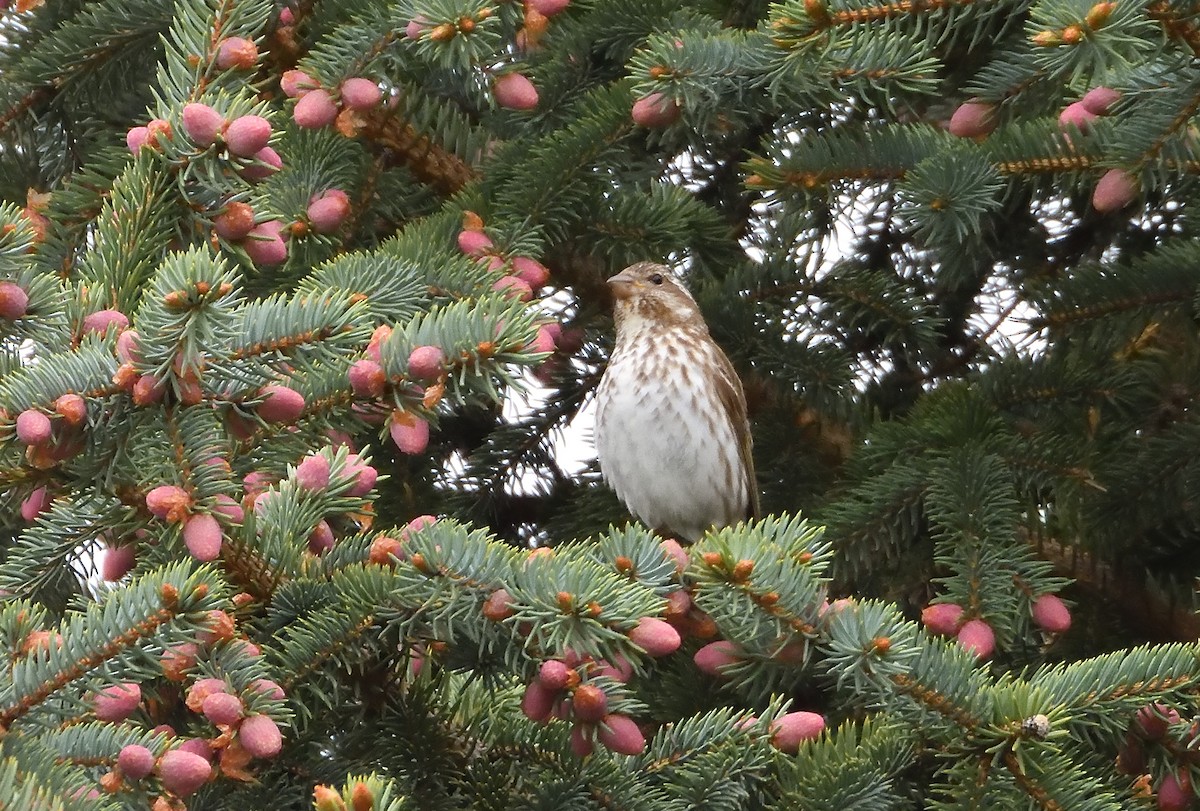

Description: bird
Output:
[594,261,759,542]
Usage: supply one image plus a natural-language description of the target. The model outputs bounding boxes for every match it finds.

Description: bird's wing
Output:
[711,346,760,521]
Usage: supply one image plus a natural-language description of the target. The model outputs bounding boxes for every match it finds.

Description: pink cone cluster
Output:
[455,213,554,296]
[285,71,384,129]
[112,674,286,796]
[131,102,281,184]
[521,662,646,756]
[919,602,994,659]
[1057,86,1120,135]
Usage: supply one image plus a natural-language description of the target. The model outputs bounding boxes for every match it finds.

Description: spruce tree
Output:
[1,0,1200,808]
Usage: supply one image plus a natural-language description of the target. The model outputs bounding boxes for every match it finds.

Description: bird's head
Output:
[607,262,704,332]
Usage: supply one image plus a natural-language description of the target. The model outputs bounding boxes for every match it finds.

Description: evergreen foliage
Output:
[0,0,1199,807]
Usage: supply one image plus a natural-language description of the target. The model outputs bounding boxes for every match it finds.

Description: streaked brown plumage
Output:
[594,261,759,542]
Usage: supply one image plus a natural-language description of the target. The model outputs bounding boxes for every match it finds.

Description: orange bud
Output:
[350,782,374,811]
[1031,30,1061,46]
[556,591,574,611]
[872,636,891,653]
[458,16,475,33]
[1061,25,1083,43]
[614,555,634,574]
[314,785,347,811]
[430,23,455,41]
[1086,1,1115,28]
[731,559,754,581]
[702,552,723,568]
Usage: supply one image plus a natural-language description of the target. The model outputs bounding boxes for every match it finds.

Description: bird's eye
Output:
[648,273,664,285]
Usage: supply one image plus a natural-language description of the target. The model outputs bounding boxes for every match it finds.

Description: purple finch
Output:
[595,262,758,541]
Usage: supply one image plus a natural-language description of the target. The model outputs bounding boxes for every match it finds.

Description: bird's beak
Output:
[607,269,638,300]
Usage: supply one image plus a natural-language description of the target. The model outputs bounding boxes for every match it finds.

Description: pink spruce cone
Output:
[390,410,430,454]
[955,618,995,659]
[694,640,741,676]
[183,513,223,561]
[296,453,331,490]
[570,724,594,756]
[117,744,155,779]
[598,713,645,755]
[512,256,550,288]
[660,538,688,573]
[293,89,338,128]
[307,190,351,234]
[126,126,150,153]
[493,275,533,301]
[526,325,556,355]
[82,308,129,335]
[629,617,681,657]
[948,101,997,138]
[102,544,136,581]
[132,374,166,406]
[186,678,228,713]
[177,737,214,762]
[201,692,244,726]
[54,393,85,426]
[1093,169,1138,213]
[240,714,283,758]
[93,682,141,722]
[1058,101,1097,133]
[242,221,288,266]
[258,384,305,423]
[216,37,258,70]
[15,409,51,446]
[403,515,436,542]
[281,70,317,98]
[457,230,493,256]
[340,78,382,110]
[182,103,225,147]
[529,0,570,15]
[212,494,244,523]
[0,281,29,319]
[1136,703,1181,740]
[344,453,378,496]
[405,19,426,39]
[522,680,556,723]
[631,93,681,128]
[224,115,271,157]
[921,602,964,636]
[158,750,212,796]
[215,201,255,241]
[20,487,50,521]
[146,485,191,522]
[1081,86,1121,116]
[241,146,282,181]
[308,520,335,554]
[1031,593,1071,633]
[408,345,445,379]
[1158,770,1193,811]
[494,73,539,110]
[538,660,571,691]
[770,711,825,753]
[116,329,141,363]
[349,358,387,397]
[367,324,392,362]
[251,679,286,700]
